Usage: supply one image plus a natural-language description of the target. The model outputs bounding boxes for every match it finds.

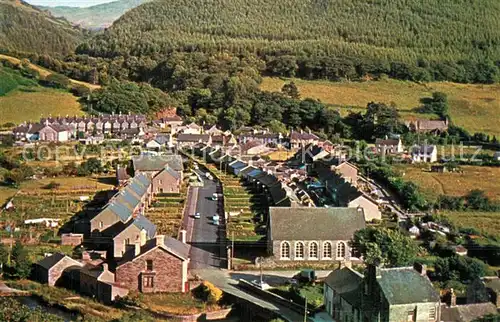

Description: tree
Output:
[466,190,491,210]
[351,227,419,267]
[0,243,8,273]
[281,82,300,99]
[43,73,70,89]
[10,240,32,279]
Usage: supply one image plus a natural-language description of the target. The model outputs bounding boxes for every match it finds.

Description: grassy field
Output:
[395,164,500,202]
[0,87,84,124]
[441,211,500,238]
[261,77,500,137]
[0,54,101,90]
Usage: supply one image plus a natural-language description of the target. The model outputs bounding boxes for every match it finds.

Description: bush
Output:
[193,281,223,304]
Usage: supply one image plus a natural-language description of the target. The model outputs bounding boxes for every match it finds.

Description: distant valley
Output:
[38,0,150,29]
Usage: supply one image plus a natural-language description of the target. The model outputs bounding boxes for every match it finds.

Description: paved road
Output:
[189,169,226,269]
[194,268,310,322]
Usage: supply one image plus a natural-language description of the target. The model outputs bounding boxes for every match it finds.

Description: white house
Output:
[375,137,404,154]
[411,145,438,163]
[494,151,500,161]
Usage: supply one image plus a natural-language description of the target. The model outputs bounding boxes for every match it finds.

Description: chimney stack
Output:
[414,262,427,277]
[180,230,187,244]
[449,288,457,307]
[134,243,141,256]
[156,235,165,246]
[102,263,108,271]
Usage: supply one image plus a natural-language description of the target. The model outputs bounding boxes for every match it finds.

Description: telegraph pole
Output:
[303,296,308,322]
[231,231,235,269]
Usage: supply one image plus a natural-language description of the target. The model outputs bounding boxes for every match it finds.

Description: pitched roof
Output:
[441,303,498,322]
[132,155,183,172]
[325,267,364,306]
[118,236,189,266]
[483,277,500,292]
[377,267,440,305]
[412,144,436,154]
[177,133,210,142]
[269,207,366,240]
[375,138,400,146]
[36,253,81,270]
[158,166,181,180]
[133,215,156,238]
[290,130,319,141]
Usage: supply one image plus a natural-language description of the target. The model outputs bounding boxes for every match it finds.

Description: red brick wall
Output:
[152,170,180,194]
[61,234,84,246]
[115,247,183,293]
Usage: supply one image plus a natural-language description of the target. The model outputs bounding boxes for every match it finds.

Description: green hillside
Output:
[39,0,151,30]
[0,0,86,54]
[79,0,500,63]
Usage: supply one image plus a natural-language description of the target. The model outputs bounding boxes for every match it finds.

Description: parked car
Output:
[194,212,201,219]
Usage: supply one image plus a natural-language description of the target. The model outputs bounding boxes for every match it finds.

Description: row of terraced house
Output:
[33,154,190,303]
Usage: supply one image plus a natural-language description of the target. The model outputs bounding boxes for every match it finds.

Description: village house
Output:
[175,122,202,135]
[406,118,449,134]
[151,166,182,194]
[204,125,223,135]
[240,140,269,155]
[176,133,211,147]
[441,289,498,322]
[33,253,83,286]
[289,130,320,149]
[238,132,282,146]
[79,263,126,304]
[324,263,441,322]
[344,191,381,222]
[131,154,184,180]
[267,207,365,262]
[115,235,190,293]
[375,137,404,154]
[412,144,438,163]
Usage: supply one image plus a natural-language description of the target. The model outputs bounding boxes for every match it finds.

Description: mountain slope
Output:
[39,0,151,30]
[78,0,500,64]
[0,0,85,55]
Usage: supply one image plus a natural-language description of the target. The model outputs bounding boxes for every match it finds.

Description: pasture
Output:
[260,77,500,137]
[395,164,500,202]
[442,211,500,238]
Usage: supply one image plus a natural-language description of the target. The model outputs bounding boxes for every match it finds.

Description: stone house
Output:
[151,166,181,194]
[289,130,320,149]
[33,253,83,286]
[346,192,381,222]
[107,214,156,259]
[332,161,358,186]
[176,133,211,147]
[38,124,71,142]
[406,118,449,134]
[267,207,366,262]
[324,264,441,322]
[131,154,183,181]
[115,235,190,293]
[375,137,404,154]
[176,122,202,134]
[79,263,129,304]
[412,144,438,163]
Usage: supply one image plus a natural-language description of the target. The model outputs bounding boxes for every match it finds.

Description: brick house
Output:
[289,130,320,149]
[33,253,83,286]
[115,235,190,293]
[151,166,181,194]
[267,207,365,262]
[324,264,441,322]
[38,124,71,142]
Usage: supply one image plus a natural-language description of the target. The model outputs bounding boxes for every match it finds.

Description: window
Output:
[281,242,290,259]
[428,307,436,321]
[323,242,332,258]
[143,276,154,288]
[407,310,415,322]
[295,242,305,259]
[309,242,318,259]
[159,179,163,185]
[337,242,346,259]
[99,221,103,229]
[146,260,153,271]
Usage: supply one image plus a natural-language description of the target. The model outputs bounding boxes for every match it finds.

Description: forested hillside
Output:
[39,0,151,30]
[77,0,500,83]
[0,0,86,55]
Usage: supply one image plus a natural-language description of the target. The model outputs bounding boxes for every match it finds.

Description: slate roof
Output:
[107,201,133,222]
[160,166,181,180]
[268,186,290,206]
[483,277,500,292]
[177,133,210,142]
[247,168,263,178]
[290,131,319,141]
[132,155,183,172]
[229,161,247,171]
[37,253,67,270]
[116,166,130,183]
[239,166,258,177]
[118,236,189,266]
[378,267,440,305]
[133,215,157,238]
[412,144,436,154]
[375,138,400,146]
[324,267,364,307]
[269,207,366,240]
[441,303,498,322]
